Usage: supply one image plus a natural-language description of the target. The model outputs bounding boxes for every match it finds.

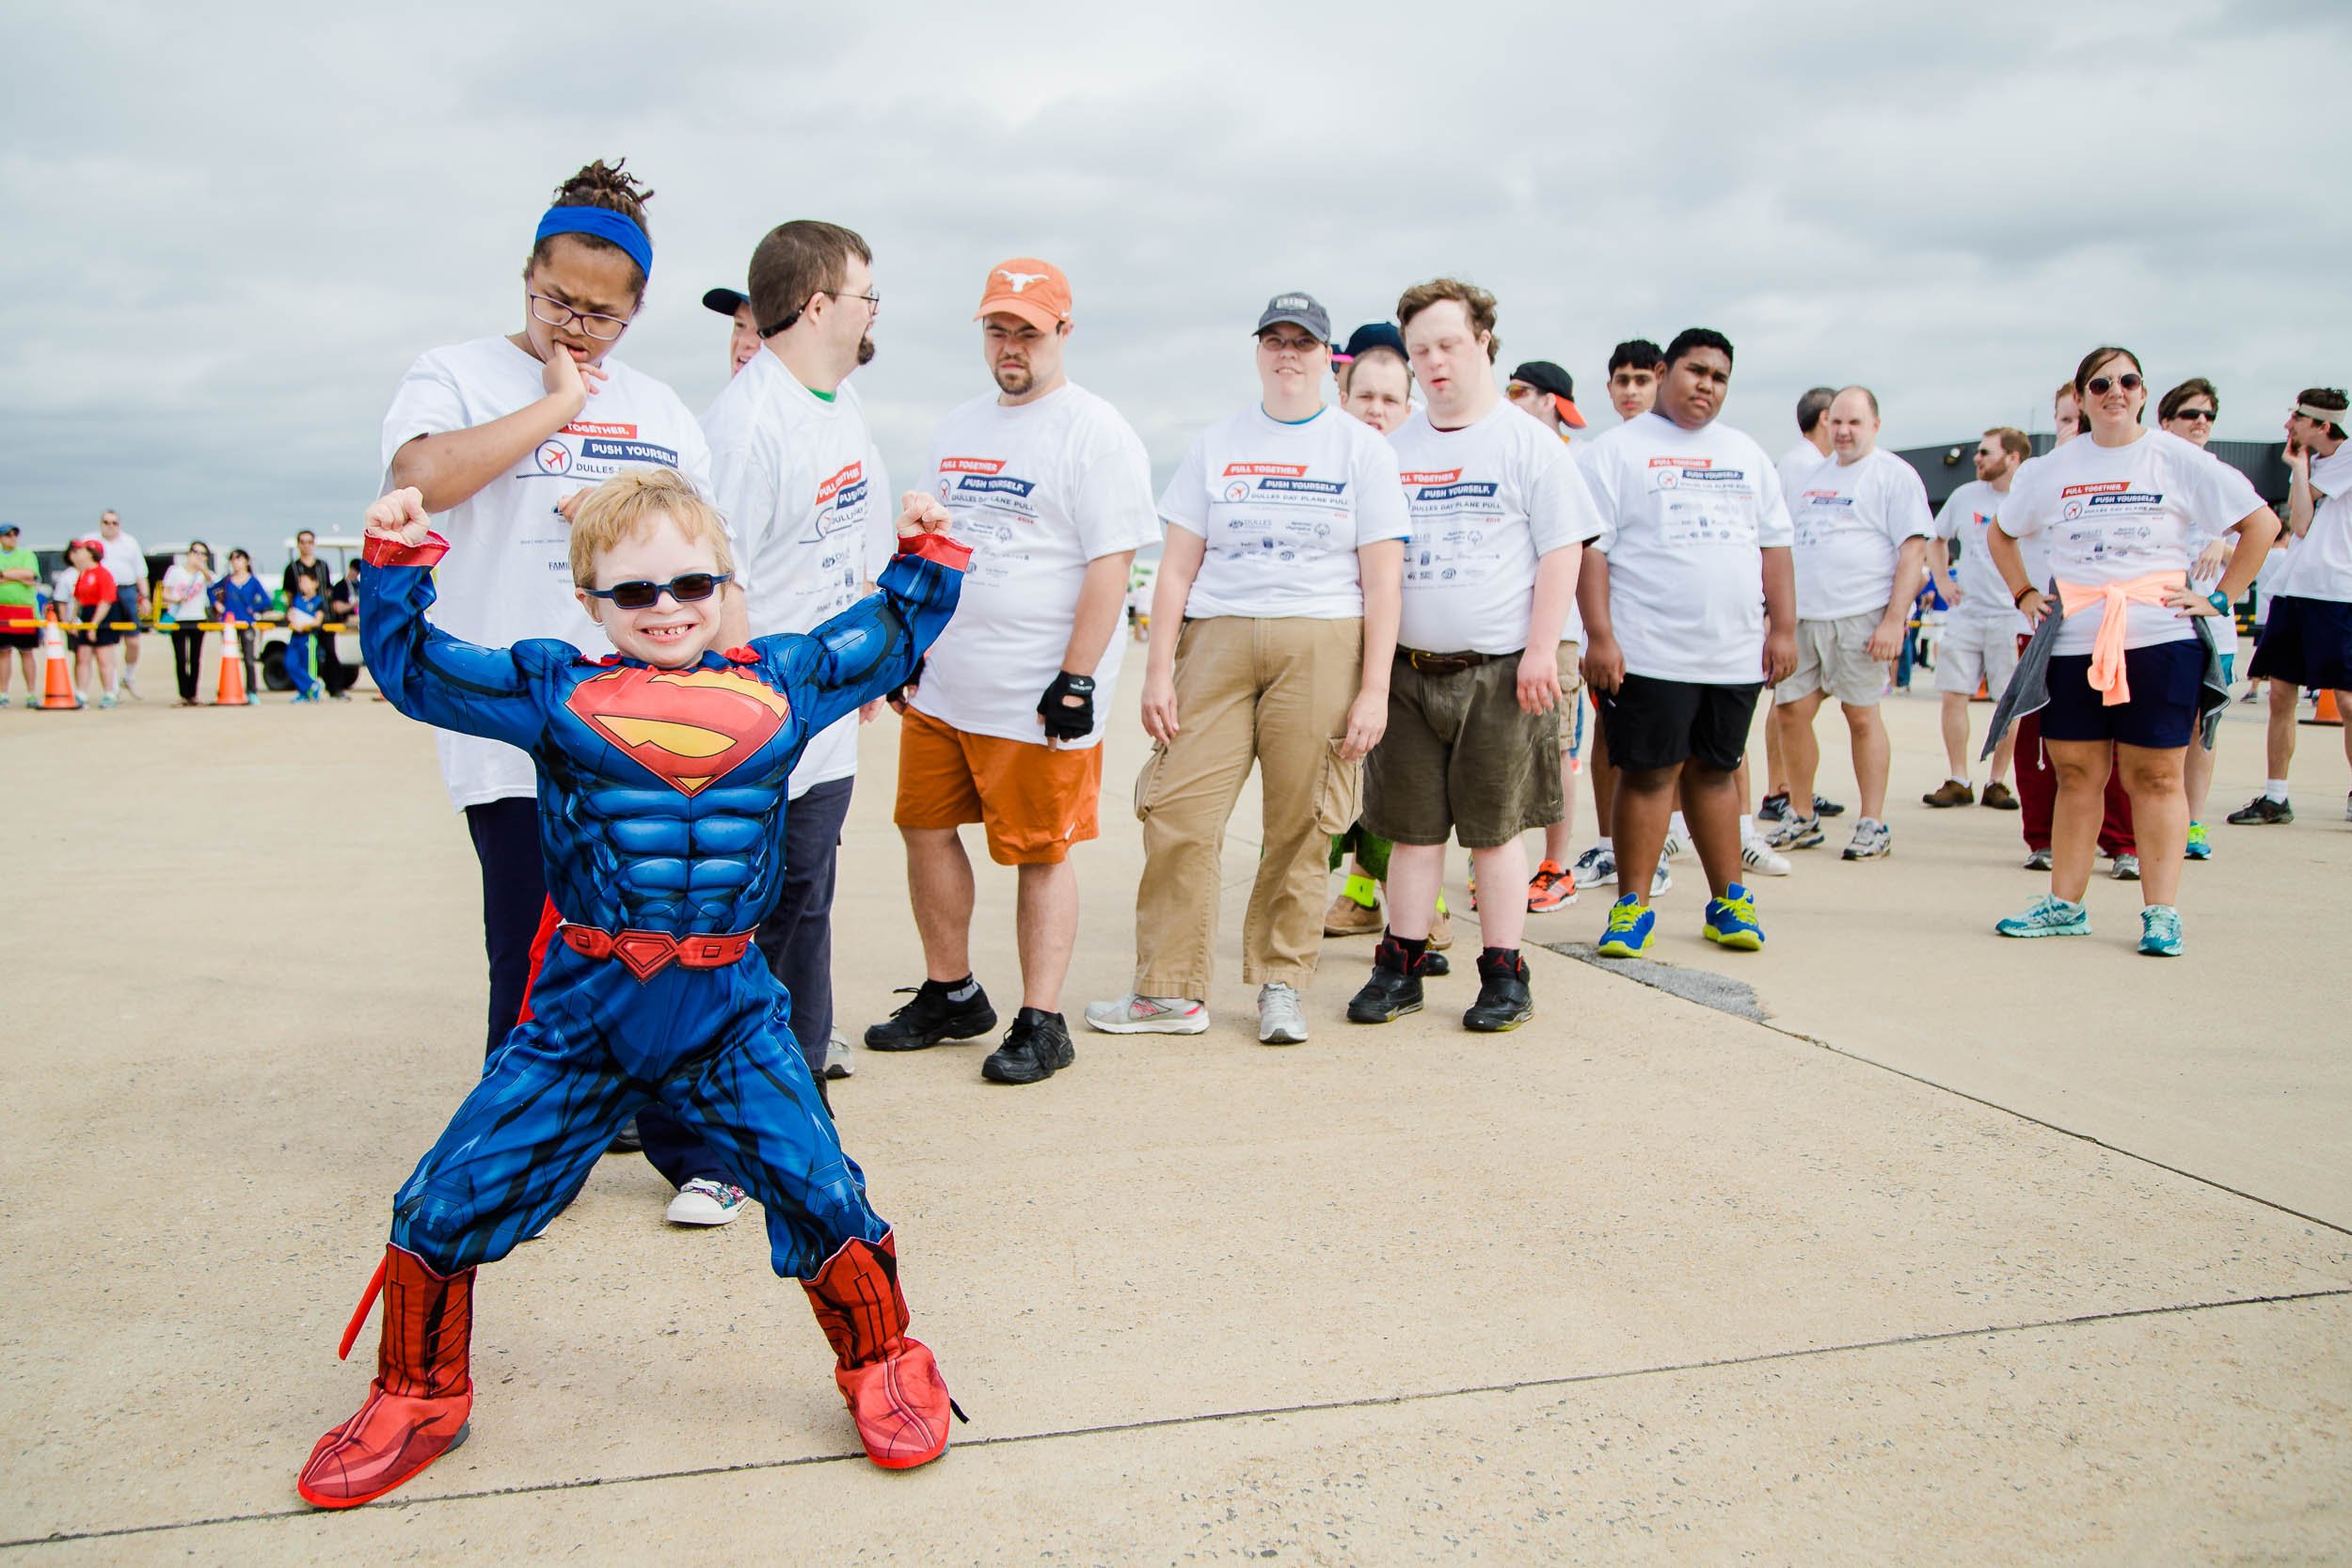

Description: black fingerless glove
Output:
[887,655,926,714]
[1038,670,1096,742]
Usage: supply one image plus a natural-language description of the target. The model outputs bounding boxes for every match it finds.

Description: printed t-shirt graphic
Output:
[1934,478,2027,636]
[2289,447,2352,604]
[1579,410,1794,684]
[1784,447,1933,621]
[1158,404,1408,619]
[1997,426,2252,657]
[917,382,1157,749]
[381,336,713,811]
[701,351,895,798]
[1387,403,1602,657]
[2184,453,2266,656]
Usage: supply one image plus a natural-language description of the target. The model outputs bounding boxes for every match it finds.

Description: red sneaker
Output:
[803,1231,955,1469]
[297,1245,474,1509]
[1526,859,1579,912]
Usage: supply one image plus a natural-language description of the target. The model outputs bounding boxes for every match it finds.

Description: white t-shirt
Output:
[2184,452,2267,655]
[159,563,213,626]
[1581,411,1794,685]
[1786,447,1933,622]
[914,382,1157,749]
[98,532,145,595]
[2287,447,2352,604]
[381,336,713,810]
[701,351,896,798]
[1389,402,1601,657]
[1933,480,2026,635]
[1997,427,2249,657]
[1158,404,1408,620]
[1776,440,1829,495]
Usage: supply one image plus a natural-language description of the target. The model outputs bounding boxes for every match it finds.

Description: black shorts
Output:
[2040,641,2201,749]
[2248,595,2352,690]
[1595,673,1761,773]
[70,610,120,649]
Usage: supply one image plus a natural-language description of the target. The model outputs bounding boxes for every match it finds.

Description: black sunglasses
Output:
[581,571,732,610]
[2171,407,2217,422]
[2085,372,2143,395]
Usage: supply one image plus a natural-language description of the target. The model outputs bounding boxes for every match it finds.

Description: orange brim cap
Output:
[1551,394,1588,430]
[975,258,1071,331]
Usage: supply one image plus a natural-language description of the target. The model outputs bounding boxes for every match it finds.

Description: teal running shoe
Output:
[1596,894,1655,958]
[2138,905,2183,957]
[1994,894,2090,939]
[2184,822,2212,861]
[1703,882,1765,950]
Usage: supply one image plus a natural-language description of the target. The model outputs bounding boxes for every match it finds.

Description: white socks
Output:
[2264,779,2290,802]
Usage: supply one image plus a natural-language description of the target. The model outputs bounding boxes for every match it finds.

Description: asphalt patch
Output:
[1539,942,1772,1023]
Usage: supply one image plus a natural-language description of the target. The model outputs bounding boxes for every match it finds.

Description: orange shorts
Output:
[894,707,1104,865]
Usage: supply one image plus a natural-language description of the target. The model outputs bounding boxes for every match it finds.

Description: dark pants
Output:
[318,631,355,694]
[170,626,205,702]
[639,775,855,1189]
[464,796,548,1055]
[2013,709,2136,855]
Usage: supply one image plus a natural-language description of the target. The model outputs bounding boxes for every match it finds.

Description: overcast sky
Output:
[6,0,2348,549]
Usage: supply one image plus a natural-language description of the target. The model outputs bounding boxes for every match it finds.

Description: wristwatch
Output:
[2207,590,2231,618]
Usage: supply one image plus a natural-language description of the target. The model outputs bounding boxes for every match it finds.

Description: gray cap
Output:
[1254,292,1331,344]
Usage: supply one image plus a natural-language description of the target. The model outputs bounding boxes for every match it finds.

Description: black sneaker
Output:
[1463,948,1533,1033]
[1346,936,1424,1024]
[1757,791,1792,824]
[866,976,997,1052]
[982,1007,1075,1085]
[1813,793,1847,818]
[2224,794,2293,825]
[1416,948,1450,979]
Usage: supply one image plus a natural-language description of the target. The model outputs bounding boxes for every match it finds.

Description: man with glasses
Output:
[1921,428,2031,811]
[281,530,353,698]
[94,511,148,700]
[688,222,892,1202]
[871,258,1155,1085]
[2242,388,2352,825]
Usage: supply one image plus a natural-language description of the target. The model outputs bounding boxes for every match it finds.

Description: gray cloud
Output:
[3,0,2346,549]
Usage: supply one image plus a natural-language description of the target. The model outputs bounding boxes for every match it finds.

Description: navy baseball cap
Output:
[702,287,750,317]
[1336,322,1406,363]
[1509,360,1588,429]
[1254,292,1331,344]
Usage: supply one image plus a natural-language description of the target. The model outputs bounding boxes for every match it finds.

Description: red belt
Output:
[557,923,755,981]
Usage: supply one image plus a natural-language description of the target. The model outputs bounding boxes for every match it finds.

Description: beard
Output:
[856,334,876,367]
[994,361,1032,395]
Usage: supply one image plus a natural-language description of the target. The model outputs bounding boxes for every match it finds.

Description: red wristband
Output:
[363,531,451,568]
[896,531,973,571]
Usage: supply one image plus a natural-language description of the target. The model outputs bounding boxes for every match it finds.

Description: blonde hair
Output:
[568,469,734,587]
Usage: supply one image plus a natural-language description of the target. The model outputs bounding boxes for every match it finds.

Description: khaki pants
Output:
[1132,616,1364,996]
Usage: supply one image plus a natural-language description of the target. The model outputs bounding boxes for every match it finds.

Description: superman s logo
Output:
[565,666,792,796]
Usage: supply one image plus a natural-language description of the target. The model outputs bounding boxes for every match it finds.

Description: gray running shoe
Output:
[822,1029,854,1079]
[2023,847,2053,871]
[2110,852,2141,881]
[1257,983,1308,1046]
[1841,818,1893,860]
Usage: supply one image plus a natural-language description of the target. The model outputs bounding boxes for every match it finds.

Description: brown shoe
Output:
[1324,891,1383,938]
[1980,781,2019,810]
[1921,779,1974,808]
[1428,907,1454,952]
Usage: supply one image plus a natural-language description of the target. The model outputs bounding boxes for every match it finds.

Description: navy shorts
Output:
[1595,673,1761,773]
[2041,640,2201,749]
[2248,595,2352,690]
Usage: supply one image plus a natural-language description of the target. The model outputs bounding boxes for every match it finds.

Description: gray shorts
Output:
[1363,652,1562,849]
[1933,614,2023,698]
[1777,611,1887,706]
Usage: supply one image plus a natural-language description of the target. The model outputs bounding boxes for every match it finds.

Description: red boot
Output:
[802,1230,953,1469]
[297,1244,475,1509]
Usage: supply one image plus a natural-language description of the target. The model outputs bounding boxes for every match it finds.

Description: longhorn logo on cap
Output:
[997,270,1051,293]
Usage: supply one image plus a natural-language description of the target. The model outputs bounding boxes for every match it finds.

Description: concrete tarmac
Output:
[1,673,2345,1565]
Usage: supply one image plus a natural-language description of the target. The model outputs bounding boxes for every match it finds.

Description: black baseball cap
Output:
[1509,360,1587,429]
[702,287,750,317]
[1254,292,1331,344]
[1336,322,1405,363]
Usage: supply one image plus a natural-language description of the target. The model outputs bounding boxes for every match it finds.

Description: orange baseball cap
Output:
[975,258,1072,332]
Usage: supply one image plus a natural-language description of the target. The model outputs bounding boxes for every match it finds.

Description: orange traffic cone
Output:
[215,615,250,706]
[36,607,78,710]
[2311,689,2343,727]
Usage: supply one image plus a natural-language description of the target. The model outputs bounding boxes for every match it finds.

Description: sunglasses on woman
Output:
[2171,407,2217,423]
[580,571,732,610]
[2085,372,2143,395]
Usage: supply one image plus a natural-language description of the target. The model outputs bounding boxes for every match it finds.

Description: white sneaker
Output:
[1257,982,1308,1046]
[1571,844,1616,888]
[1661,825,1692,859]
[822,1029,853,1079]
[1649,855,1672,898]
[1083,993,1210,1035]
[1741,833,1792,877]
[665,1179,748,1227]
[121,672,139,700]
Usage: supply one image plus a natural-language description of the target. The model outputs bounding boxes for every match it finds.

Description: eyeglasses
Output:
[759,288,882,340]
[2085,372,2143,395]
[580,570,732,610]
[2171,407,2217,423]
[824,289,882,314]
[1259,332,1322,356]
[528,292,632,341]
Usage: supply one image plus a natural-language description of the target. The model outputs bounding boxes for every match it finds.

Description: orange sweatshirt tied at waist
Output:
[2054,570,2187,707]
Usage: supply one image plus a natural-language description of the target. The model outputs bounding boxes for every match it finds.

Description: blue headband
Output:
[533,206,652,280]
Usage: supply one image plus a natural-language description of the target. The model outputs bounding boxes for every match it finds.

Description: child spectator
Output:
[210,548,271,703]
[285,568,326,701]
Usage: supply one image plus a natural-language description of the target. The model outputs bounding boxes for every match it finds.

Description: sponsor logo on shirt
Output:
[940,456,1006,475]
[1224,463,1308,478]
[532,419,678,477]
[1798,490,1855,507]
[812,461,870,536]
[564,421,640,438]
[580,438,680,467]
[2087,491,2163,507]
[2058,482,2130,499]
[1402,467,1498,502]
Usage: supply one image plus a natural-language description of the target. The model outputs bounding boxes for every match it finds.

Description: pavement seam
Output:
[15,1284,2347,1551]
[1530,934,2352,1243]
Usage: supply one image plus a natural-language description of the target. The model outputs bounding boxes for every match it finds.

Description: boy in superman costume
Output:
[298,469,971,1509]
